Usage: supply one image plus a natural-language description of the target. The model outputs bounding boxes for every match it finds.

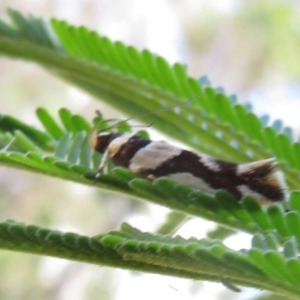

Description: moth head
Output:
[90,132,116,153]
[89,119,119,153]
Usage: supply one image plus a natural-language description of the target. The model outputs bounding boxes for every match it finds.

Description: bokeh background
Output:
[0,1,299,299]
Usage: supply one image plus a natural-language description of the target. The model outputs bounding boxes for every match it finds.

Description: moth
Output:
[89,103,287,204]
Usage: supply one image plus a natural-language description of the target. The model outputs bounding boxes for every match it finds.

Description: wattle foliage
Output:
[0,8,300,299]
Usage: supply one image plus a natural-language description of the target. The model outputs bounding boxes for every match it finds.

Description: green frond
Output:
[0,9,300,193]
[0,108,300,245]
[1,8,300,297]
[0,220,300,298]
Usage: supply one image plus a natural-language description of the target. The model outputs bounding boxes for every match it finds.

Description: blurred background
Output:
[0,1,298,299]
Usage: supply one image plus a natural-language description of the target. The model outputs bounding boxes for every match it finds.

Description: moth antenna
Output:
[104,121,155,132]
[110,92,203,129]
[89,118,123,149]
[89,92,203,147]
[89,117,119,146]
[89,118,118,148]
[135,121,155,129]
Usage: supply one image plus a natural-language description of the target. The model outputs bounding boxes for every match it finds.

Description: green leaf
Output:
[267,205,291,239]
[0,114,51,149]
[290,191,300,213]
[36,107,65,139]
[242,197,273,232]
[4,220,300,297]
[283,238,298,259]
[2,9,300,299]
[286,212,300,243]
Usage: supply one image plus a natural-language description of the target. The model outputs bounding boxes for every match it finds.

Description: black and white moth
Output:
[90,127,288,204]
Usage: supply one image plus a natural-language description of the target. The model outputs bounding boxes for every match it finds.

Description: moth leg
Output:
[147,174,156,181]
[94,150,109,183]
